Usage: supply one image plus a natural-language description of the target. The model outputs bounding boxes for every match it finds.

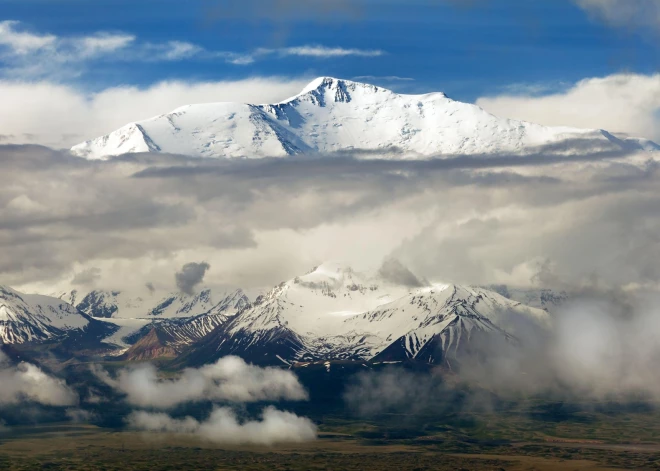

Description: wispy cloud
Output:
[257,45,384,58]
[0,20,57,54]
[0,20,384,79]
[574,0,660,28]
[227,45,384,65]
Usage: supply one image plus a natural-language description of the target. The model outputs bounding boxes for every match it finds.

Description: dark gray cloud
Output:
[0,142,659,295]
[378,258,425,288]
[175,262,211,295]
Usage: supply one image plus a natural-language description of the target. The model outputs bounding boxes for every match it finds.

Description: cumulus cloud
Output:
[574,0,660,28]
[176,262,210,295]
[96,356,308,408]
[0,351,78,406]
[477,73,660,142]
[127,406,317,445]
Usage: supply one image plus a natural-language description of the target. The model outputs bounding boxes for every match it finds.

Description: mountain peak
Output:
[71,76,658,160]
[284,76,390,106]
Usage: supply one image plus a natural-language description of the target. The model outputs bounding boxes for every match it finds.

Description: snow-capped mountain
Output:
[74,290,148,319]
[0,286,89,344]
[69,288,248,320]
[74,288,249,349]
[178,262,550,367]
[71,77,658,160]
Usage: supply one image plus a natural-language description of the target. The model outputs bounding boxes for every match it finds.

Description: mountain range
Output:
[1,263,561,371]
[70,77,659,160]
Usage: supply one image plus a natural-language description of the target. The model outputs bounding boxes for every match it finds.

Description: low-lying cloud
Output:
[0,351,78,406]
[478,73,660,142]
[0,77,309,148]
[345,288,660,410]
[127,406,317,445]
[96,356,308,408]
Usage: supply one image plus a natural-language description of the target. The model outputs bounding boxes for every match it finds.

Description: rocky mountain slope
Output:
[48,288,250,350]
[177,262,550,367]
[71,77,658,160]
[0,286,90,344]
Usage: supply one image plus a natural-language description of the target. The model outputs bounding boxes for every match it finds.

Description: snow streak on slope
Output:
[181,262,550,367]
[0,286,89,344]
[88,289,250,349]
[71,77,658,160]
[71,288,248,320]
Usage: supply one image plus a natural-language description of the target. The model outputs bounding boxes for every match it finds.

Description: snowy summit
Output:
[71,77,658,160]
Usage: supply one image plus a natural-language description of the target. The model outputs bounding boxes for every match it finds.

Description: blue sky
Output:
[1,0,658,102]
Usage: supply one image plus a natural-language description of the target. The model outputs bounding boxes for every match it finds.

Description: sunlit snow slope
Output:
[180,262,551,367]
[72,77,658,160]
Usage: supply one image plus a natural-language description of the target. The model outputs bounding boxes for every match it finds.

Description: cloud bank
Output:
[0,77,310,148]
[96,356,308,408]
[5,138,660,297]
[127,406,317,445]
[478,73,660,142]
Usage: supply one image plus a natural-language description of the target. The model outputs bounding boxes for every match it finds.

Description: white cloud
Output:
[127,406,317,445]
[97,356,309,408]
[0,20,56,54]
[574,0,660,27]
[256,45,384,58]
[0,20,383,80]
[477,73,660,142]
[0,77,309,147]
[76,33,136,58]
[218,45,385,66]
[0,351,78,406]
[155,41,204,61]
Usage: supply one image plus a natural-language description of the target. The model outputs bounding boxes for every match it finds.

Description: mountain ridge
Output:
[175,262,551,368]
[71,77,659,160]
